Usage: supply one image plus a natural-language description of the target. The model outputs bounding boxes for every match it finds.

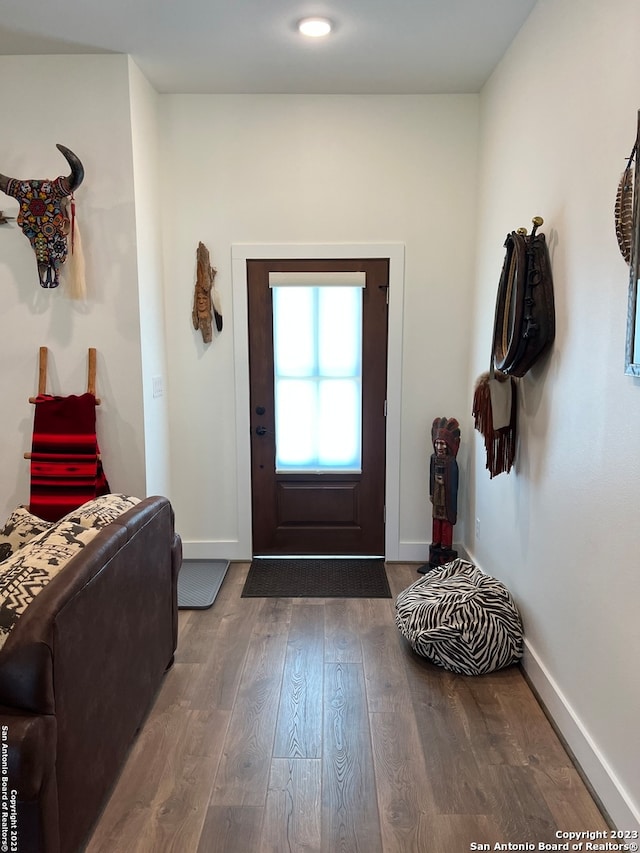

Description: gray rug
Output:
[241,557,391,598]
[178,559,229,609]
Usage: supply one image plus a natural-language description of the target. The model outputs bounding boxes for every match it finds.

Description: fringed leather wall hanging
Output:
[472,368,517,479]
[192,241,223,343]
[473,216,555,478]
[0,144,84,290]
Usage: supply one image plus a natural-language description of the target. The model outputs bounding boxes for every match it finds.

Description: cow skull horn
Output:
[0,144,84,195]
[56,144,84,194]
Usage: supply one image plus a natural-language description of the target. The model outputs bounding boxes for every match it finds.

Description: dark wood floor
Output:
[86,562,608,852]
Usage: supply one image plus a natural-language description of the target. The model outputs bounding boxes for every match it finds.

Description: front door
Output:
[247,258,389,555]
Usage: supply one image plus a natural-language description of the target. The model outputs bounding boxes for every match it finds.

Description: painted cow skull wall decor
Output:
[0,144,84,288]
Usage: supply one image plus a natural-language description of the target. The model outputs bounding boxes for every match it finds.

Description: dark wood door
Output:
[248,258,389,555]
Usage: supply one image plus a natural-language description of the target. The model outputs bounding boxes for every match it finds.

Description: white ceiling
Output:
[0,0,536,95]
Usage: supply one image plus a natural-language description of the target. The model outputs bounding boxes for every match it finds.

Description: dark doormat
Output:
[178,559,229,609]
[241,558,391,598]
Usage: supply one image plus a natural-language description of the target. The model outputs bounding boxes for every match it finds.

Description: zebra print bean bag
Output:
[395,558,523,675]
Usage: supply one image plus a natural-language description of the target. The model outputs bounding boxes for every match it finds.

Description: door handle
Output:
[256,425,267,436]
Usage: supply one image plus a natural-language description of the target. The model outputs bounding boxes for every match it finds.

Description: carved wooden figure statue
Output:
[193,241,223,343]
[428,416,460,569]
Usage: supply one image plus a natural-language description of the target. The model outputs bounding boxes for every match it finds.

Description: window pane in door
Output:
[273,286,362,472]
[273,287,315,376]
[318,379,361,467]
[275,379,316,468]
[318,288,362,376]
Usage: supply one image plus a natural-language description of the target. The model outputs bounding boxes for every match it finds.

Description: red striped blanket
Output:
[29,393,110,522]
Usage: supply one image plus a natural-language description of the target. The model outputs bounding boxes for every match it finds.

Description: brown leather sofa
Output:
[0,496,182,853]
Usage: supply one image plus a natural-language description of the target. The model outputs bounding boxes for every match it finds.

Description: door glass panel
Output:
[273,286,362,472]
[273,287,315,376]
[318,288,362,376]
[274,379,316,467]
[318,379,361,467]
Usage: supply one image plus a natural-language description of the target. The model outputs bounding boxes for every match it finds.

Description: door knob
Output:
[256,425,267,436]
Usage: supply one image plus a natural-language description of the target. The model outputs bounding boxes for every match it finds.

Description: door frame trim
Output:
[232,243,405,560]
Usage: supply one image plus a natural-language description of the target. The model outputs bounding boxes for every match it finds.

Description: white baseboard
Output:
[396,541,429,562]
[186,540,457,563]
[521,641,639,831]
[465,545,638,831]
[182,540,249,561]
[187,540,432,562]
[183,536,638,828]
[396,541,469,564]
[189,540,440,563]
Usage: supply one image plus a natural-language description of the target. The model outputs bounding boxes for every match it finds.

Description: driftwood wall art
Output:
[192,241,223,344]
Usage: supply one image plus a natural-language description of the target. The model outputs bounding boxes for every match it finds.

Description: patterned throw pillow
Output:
[395,558,523,676]
[0,507,53,564]
[0,521,100,650]
[59,494,141,529]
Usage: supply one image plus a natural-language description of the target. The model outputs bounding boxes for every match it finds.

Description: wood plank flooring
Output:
[85,562,609,852]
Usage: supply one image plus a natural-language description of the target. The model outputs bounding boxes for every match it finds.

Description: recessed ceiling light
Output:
[298,17,332,38]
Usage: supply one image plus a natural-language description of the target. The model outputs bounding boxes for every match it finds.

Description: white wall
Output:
[128,58,172,496]
[469,0,640,829]
[0,55,147,521]
[159,94,480,558]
